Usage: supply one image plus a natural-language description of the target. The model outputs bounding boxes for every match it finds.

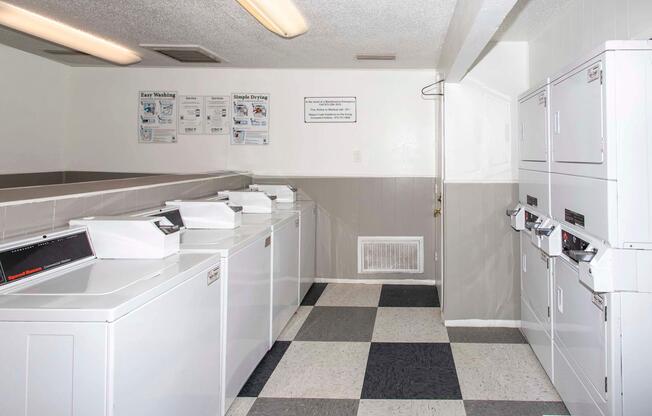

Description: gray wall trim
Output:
[0,174,251,241]
[254,176,437,281]
[443,182,520,321]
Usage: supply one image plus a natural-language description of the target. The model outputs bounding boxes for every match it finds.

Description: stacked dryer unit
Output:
[510,78,558,383]
[512,41,652,416]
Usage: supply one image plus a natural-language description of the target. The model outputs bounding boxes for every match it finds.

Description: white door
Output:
[551,60,604,164]
[520,89,548,162]
[271,218,300,346]
[554,258,607,400]
[521,234,551,329]
[299,204,316,301]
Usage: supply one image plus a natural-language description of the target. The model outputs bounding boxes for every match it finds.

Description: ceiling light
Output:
[236,0,308,38]
[0,1,141,65]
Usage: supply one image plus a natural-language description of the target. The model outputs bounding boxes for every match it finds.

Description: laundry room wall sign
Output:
[138,91,178,143]
[231,93,270,145]
[304,96,357,123]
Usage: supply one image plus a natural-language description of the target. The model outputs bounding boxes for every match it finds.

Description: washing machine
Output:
[0,222,223,416]
[249,184,297,202]
[239,211,300,348]
[273,200,316,302]
[167,224,272,415]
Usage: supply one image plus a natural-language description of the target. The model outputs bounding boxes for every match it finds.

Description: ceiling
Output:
[0,0,457,68]
[494,0,572,42]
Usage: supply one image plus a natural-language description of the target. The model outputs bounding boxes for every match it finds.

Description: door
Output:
[271,217,300,346]
[521,233,551,329]
[299,204,316,301]
[520,88,548,162]
[551,60,604,164]
[554,258,607,400]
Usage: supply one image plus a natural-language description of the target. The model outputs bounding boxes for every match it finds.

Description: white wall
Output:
[66,68,438,176]
[0,44,69,174]
[530,0,652,82]
[444,42,529,182]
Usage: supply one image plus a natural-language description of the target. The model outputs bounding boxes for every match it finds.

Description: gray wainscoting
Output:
[0,174,251,240]
[254,176,437,281]
[443,182,520,321]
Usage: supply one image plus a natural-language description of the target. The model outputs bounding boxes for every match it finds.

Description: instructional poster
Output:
[206,95,229,135]
[178,95,203,135]
[231,93,270,145]
[304,97,357,123]
[138,91,178,143]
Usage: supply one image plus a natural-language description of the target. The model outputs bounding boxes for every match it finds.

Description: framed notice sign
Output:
[304,97,357,123]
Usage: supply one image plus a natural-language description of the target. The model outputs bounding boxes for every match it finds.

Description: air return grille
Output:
[141,45,224,63]
[358,236,424,274]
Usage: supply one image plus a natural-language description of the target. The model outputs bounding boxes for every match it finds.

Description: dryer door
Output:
[519,88,548,163]
[551,59,604,164]
[554,258,607,401]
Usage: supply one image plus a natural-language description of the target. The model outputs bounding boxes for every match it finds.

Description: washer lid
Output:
[180,225,270,254]
[0,252,219,323]
[240,210,297,229]
[14,260,172,295]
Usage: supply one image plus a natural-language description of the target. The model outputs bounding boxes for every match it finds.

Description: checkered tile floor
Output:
[227,283,569,416]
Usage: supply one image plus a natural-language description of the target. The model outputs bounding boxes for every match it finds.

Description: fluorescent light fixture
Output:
[0,1,141,65]
[236,0,308,38]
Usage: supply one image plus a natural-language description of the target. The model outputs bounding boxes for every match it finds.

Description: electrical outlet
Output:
[353,150,361,163]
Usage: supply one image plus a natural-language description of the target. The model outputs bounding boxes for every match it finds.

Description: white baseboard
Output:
[314,278,436,286]
[444,319,521,328]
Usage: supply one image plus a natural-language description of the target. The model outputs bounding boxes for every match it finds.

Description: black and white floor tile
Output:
[227,283,568,416]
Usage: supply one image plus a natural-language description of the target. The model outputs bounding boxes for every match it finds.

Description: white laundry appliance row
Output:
[508,41,652,416]
[0,183,316,416]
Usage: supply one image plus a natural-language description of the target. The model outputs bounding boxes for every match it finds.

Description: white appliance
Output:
[549,41,652,249]
[515,40,652,416]
[221,190,276,214]
[166,200,243,229]
[240,211,300,348]
[249,184,297,202]
[176,226,272,415]
[70,216,180,259]
[553,224,652,416]
[519,80,551,173]
[0,227,223,416]
[274,200,316,302]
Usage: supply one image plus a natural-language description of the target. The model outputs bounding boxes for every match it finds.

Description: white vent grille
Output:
[358,236,424,274]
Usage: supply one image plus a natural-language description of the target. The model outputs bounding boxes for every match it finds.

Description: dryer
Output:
[0,225,223,416]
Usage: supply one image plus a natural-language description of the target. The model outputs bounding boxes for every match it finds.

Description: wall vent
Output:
[141,44,225,63]
[356,54,396,61]
[358,236,424,274]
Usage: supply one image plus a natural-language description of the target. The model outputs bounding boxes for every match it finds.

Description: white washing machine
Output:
[519,218,554,382]
[240,211,300,348]
[0,226,223,416]
[175,225,271,415]
[274,200,316,302]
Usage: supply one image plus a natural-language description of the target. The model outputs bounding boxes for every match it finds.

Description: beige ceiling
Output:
[0,0,458,68]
